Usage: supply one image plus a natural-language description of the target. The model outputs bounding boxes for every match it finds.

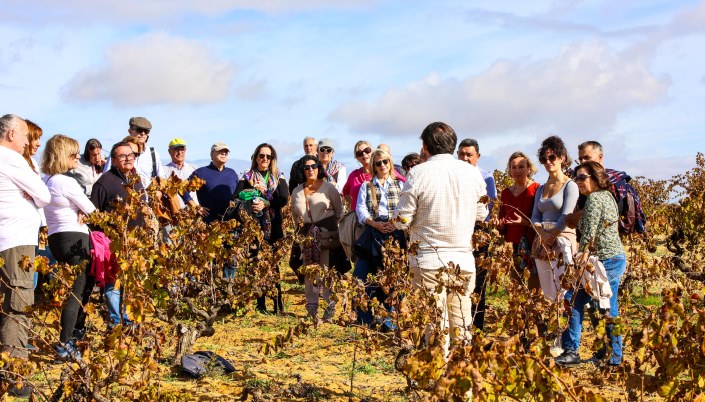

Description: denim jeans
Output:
[561,253,626,364]
[104,283,131,326]
[353,256,393,328]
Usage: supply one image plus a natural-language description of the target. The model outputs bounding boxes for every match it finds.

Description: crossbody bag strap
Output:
[368,176,379,218]
[150,147,157,178]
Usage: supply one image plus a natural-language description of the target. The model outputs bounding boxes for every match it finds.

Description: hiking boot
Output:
[555,349,580,367]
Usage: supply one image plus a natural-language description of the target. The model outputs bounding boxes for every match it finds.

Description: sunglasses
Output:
[355,147,372,158]
[574,174,591,182]
[258,153,272,160]
[303,164,318,171]
[539,154,558,164]
[374,159,389,167]
[130,126,150,135]
[319,147,333,154]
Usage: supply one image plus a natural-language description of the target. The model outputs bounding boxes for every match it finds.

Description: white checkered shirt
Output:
[393,154,488,272]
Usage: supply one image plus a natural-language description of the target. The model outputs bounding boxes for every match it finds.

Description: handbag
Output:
[320,229,341,250]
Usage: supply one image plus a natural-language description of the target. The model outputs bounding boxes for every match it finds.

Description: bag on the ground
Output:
[181,351,235,379]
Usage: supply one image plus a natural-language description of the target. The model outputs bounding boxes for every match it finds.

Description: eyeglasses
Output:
[319,147,333,154]
[258,153,272,160]
[303,164,318,171]
[116,153,136,161]
[355,147,372,158]
[374,159,389,167]
[130,126,150,135]
[539,154,558,164]
[574,174,591,182]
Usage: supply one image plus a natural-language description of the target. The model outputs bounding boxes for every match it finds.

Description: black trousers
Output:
[48,232,94,343]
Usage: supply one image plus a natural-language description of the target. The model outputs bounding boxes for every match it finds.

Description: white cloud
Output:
[61,32,234,106]
[330,41,668,144]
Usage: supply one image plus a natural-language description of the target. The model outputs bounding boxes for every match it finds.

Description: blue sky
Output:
[2,0,704,181]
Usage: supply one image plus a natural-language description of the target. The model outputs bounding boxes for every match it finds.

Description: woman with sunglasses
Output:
[291,155,343,324]
[234,143,289,314]
[40,134,97,360]
[495,151,541,289]
[317,138,347,194]
[353,149,406,330]
[531,135,579,302]
[342,141,373,210]
[555,161,626,367]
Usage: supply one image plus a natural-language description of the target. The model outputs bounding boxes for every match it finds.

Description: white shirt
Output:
[43,174,96,236]
[164,161,198,207]
[0,145,51,251]
[104,146,164,188]
[393,154,488,272]
[356,175,395,224]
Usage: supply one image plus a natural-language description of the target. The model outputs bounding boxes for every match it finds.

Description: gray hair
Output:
[0,114,23,140]
[303,136,317,144]
[578,140,603,153]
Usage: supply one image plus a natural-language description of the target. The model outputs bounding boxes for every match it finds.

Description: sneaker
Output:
[54,340,82,362]
[555,349,581,367]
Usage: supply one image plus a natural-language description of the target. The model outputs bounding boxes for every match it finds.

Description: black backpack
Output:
[607,171,646,234]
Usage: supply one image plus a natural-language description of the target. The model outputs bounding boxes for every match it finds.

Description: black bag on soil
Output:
[181,351,235,379]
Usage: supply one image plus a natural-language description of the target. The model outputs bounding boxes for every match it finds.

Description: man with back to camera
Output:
[394,122,488,358]
[0,114,51,397]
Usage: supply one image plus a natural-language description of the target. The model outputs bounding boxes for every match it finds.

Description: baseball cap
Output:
[169,138,187,149]
[211,142,229,152]
[318,138,334,150]
[129,116,152,130]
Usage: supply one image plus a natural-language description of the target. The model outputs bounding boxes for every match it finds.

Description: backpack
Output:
[605,169,646,234]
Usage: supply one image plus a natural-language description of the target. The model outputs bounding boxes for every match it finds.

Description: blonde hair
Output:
[41,134,80,175]
[506,151,538,178]
[371,149,394,179]
[353,140,372,160]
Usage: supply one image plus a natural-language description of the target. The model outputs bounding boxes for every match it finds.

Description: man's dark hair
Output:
[401,153,422,171]
[301,155,325,180]
[458,138,479,153]
[110,141,133,158]
[83,138,103,161]
[420,122,457,156]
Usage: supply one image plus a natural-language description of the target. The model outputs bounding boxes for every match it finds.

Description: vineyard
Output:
[1,153,704,401]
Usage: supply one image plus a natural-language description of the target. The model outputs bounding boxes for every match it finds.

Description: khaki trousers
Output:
[0,245,36,359]
[410,265,475,357]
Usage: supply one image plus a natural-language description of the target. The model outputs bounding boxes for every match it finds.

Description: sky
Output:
[2,0,704,182]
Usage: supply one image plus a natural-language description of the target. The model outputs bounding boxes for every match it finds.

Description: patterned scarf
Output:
[324,160,343,183]
[242,169,280,201]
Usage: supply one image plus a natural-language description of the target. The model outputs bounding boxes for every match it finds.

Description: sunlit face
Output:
[303,139,317,156]
[373,155,390,178]
[509,157,530,182]
[169,146,186,165]
[540,150,563,174]
[212,149,229,165]
[318,146,333,165]
[457,146,479,166]
[112,145,136,174]
[355,143,372,166]
[29,137,41,156]
[129,126,150,145]
[11,121,29,153]
[88,147,103,165]
[256,146,273,171]
[303,160,318,181]
[578,145,603,165]
[574,168,596,195]
[70,149,80,170]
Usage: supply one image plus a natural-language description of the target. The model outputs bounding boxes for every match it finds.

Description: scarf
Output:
[324,160,343,183]
[242,169,279,201]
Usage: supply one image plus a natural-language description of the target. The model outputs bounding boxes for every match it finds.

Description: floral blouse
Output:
[578,190,624,260]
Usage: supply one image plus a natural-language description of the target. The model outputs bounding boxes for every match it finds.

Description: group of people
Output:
[1,113,635,395]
